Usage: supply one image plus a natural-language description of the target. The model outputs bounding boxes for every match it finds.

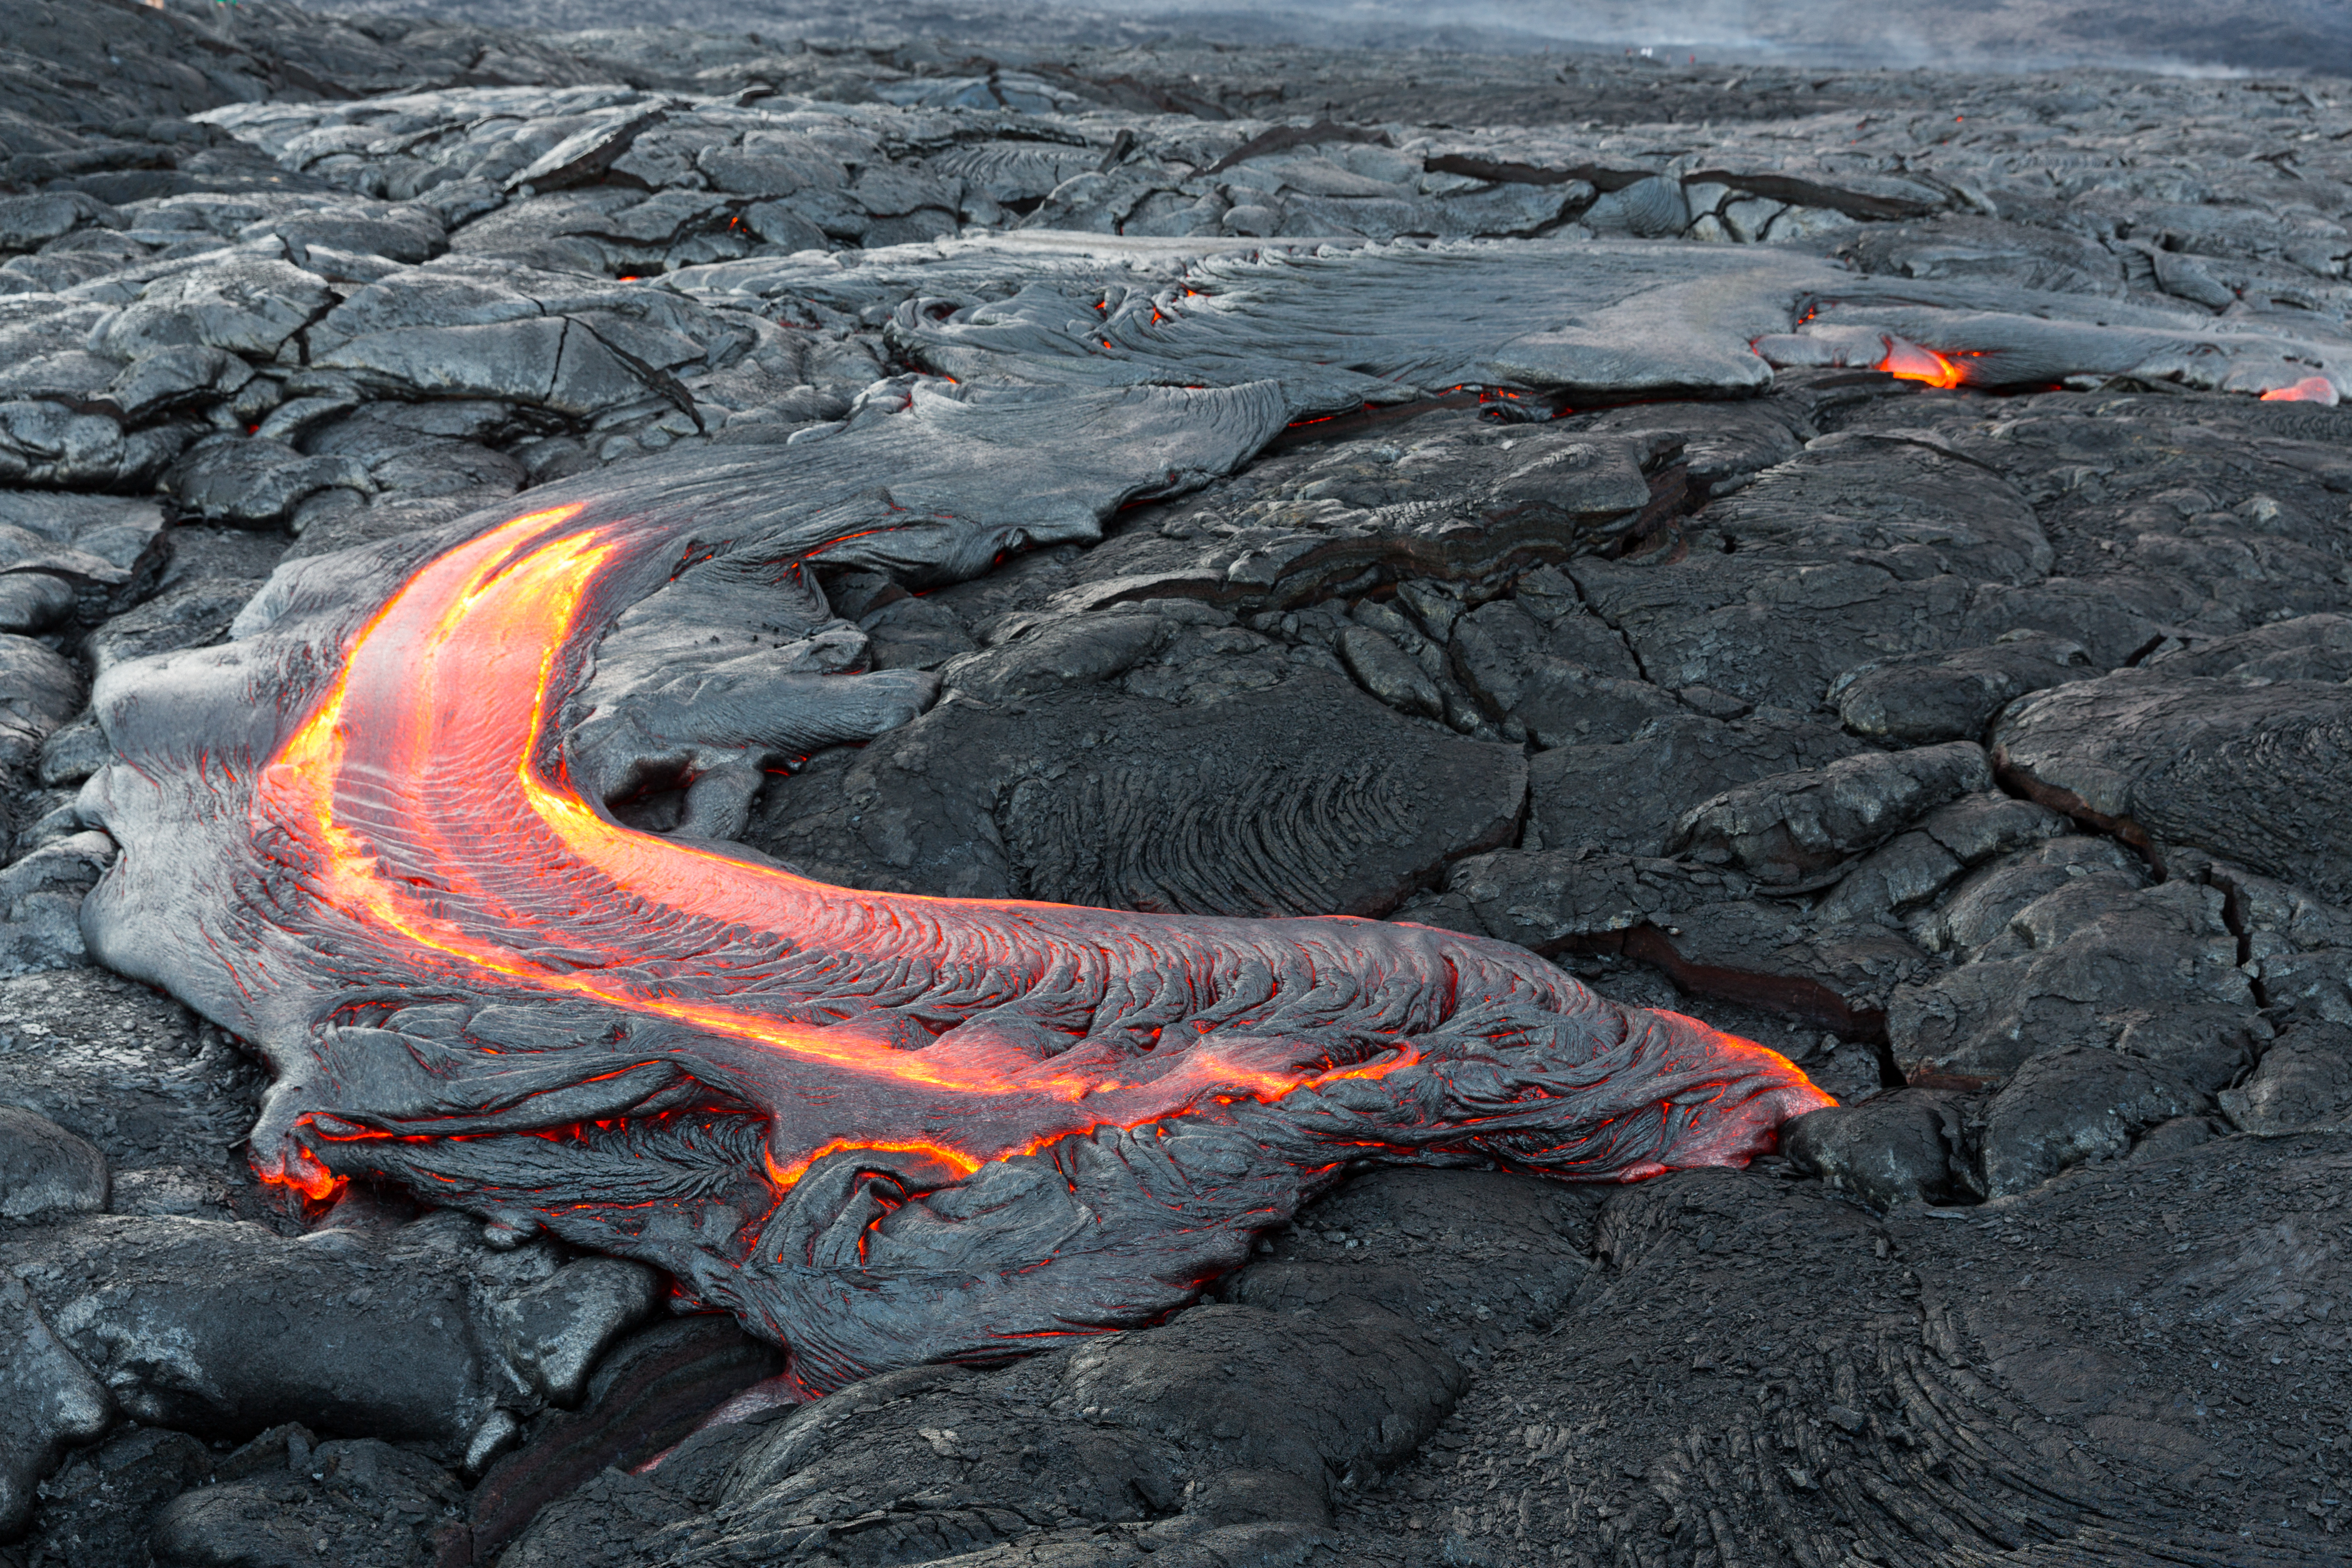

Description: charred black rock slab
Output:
[1528,708,1862,858]
[1893,859,2256,1080]
[0,492,169,637]
[1829,633,2094,745]
[1223,1165,1603,1359]
[2218,1023,2352,1134]
[148,1429,465,1568]
[1994,670,2352,902]
[894,238,1833,405]
[13,1425,216,1568]
[1781,1088,1979,1210]
[1975,1042,2241,1197]
[749,665,1525,918]
[0,1215,501,1446]
[0,1274,114,1537]
[1435,847,1930,1038]
[500,1294,1462,1567]
[1670,740,1993,887]
[0,1104,106,1221]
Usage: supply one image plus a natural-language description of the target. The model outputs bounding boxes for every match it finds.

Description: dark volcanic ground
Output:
[2,2,2352,1566]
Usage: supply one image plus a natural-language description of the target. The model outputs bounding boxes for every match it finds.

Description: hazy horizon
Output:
[317,0,2352,78]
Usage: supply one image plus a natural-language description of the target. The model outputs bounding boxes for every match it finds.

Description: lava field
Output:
[2,3,2351,1566]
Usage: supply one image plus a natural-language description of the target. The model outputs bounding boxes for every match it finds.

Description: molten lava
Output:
[253,505,1454,1188]
[2261,375,2339,405]
[1878,336,1968,388]
[107,489,1831,1389]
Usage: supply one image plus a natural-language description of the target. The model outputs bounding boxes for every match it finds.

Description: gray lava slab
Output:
[1993,670,2352,903]
[896,238,1834,407]
[748,662,1524,917]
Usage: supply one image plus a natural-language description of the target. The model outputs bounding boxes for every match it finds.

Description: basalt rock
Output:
[1830,633,2094,744]
[148,1431,466,1568]
[1670,741,1994,886]
[752,664,1525,918]
[1892,867,2256,1080]
[1528,709,1864,858]
[1975,1043,2234,1196]
[500,1294,1463,1568]
[0,492,170,635]
[0,1105,107,1220]
[0,1214,503,1446]
[1993,670,2352,902]
[0,1274,114,1537]
[1782,1089,1979,1210]
[2218,1023,2352,1134]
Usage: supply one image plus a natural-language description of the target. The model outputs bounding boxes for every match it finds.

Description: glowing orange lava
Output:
[251,506,1445,1194]
[1878,337,1967,388]
[2261,376,2339,405]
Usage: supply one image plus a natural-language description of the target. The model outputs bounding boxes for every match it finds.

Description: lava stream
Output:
[251,503,1822,1198]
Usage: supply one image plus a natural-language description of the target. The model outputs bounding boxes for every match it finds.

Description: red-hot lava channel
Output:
[247,504,1831,1203]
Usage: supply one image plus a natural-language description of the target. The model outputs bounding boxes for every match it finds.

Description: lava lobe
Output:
[85,488,1827,1392]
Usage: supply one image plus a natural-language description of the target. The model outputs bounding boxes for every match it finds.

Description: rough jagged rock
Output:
[1448,595,1678,745]
[0,1274,114,1537]
[1528,708,1864,858]
[1670,741,1994,886]
[499,1288,1463,1568]
[1811,791,2071,926]
[1993,670,2352,903]
[162,434,374,527]
[146,1428,466,1568]
[1830,633,2094,744]
[1975,1043,2236,1197]
[494,1258,666,1409]
[0,632,83,780]
[1782,1089,1979,1210]
[2143,612,2352,682]
[82,574,261,680]
[751,665,1526,917]
[12,1424,217,1568]
[0,492,169,635]
[1437,847,1931,1036]
[0,1214,503,1446]
[2218,1023,2352,1134]
[0,1104,106,1220]
[1892,871,2256,1080]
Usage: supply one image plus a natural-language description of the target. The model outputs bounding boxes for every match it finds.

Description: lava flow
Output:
[2261,375,2340,404]
[1878,336,1969,388]
[255,505,1440,1174]
[115,493,1831,1384]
